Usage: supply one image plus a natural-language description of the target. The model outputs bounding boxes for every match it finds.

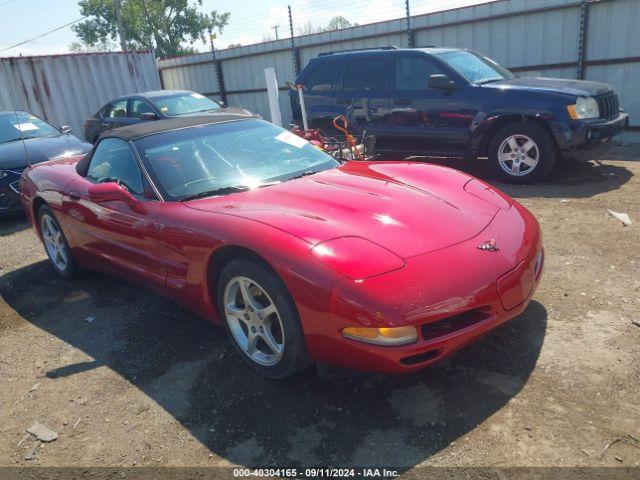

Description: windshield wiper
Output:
[0,137,25,144]
[181,185,250,201]
[287,170,322,181]
[476,78,504,85]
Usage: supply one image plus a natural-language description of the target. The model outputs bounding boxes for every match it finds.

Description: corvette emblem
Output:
[478,239,500,252]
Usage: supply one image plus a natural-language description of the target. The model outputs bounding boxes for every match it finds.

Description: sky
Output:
[0,0,489,57]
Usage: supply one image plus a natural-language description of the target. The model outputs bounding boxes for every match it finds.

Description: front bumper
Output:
[0,168,25,217]
[304,202,543,373]
[553,112,629,161]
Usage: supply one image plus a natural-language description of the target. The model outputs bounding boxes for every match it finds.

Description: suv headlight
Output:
[567,97,599,119]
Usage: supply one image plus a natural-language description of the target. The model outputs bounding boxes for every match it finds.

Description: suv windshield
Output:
[0,111,60,144]
[134,119,339,201]
[150,92,221,116]
[437,50,514,84]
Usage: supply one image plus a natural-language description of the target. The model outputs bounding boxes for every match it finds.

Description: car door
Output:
[128,98,161,123]
[99,98,130,133]
[332,56,391,138]
[63,137,166,288]
[387,55,474,155]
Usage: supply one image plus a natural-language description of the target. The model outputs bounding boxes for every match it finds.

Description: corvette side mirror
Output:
[88,182,140,210]
[60,125,72,134]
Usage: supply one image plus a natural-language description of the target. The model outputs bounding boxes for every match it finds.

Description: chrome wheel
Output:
[41,214,68,272]
[497,134,539,176]
[223,276,285,366]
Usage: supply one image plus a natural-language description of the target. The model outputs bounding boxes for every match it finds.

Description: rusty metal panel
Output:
[0,51,161,137]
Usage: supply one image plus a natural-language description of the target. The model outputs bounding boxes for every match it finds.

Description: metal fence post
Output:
[208,29,227,104]
[576,0,590,79]
[405,0,413,48]
[288,6,300,76]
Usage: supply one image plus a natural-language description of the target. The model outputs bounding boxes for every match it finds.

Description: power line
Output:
[0,16,86,54]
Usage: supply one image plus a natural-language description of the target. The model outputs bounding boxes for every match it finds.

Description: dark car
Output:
[290,47,629,183]
[0,111,91,217]
[83,90,254,144]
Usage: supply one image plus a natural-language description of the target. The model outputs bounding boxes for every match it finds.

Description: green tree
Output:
[72,0,230,58]
[324,16,357,31]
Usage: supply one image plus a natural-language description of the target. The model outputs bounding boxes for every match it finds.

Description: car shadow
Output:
[0,261,547,468]
[0,212,29,235]
[386,154,634,200]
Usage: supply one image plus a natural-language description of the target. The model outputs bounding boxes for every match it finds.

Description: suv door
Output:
[333,56,390,138]
[388,55,473,155]
[63,138,166,287]
[296,63,339,130]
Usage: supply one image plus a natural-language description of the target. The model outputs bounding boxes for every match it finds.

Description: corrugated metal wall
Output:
[0,51,161,137]
[157,0,639,141]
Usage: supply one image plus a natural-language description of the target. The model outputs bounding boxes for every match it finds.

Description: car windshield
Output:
[437,50,514,84]
[0,111,60,144]
[134,119,339,201]
[150,92,221,116]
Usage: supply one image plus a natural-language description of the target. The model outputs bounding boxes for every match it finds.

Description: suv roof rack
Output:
[318,46,398,57]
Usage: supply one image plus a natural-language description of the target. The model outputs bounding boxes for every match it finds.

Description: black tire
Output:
[217,256,310,379]
[488,122,557,184]
[37,205,78,278]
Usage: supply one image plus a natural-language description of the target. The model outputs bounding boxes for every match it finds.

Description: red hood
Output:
[184,162,501,259]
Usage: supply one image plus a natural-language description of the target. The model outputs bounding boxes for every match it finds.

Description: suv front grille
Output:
[597,92,619,119]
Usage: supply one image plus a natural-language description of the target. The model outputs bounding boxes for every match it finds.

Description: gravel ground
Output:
[0,151,639,474]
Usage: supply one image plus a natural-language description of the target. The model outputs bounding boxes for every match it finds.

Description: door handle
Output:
[102,122,109,127]
[336,98,352,105]
[393,98,412,106]
[69,191,81,200]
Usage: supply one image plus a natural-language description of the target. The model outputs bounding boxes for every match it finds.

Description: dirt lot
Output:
[0,151,639,474]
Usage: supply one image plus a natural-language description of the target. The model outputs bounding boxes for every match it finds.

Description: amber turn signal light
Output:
[342,326,418,346]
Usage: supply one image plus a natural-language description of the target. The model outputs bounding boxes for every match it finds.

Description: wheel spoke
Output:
[58,245,68,263]
[507,137,519,151]
[238,279,260,310]
[522,155,538,167]
[246,331,259,354]
[256,303,277,319]
[260,328,282,354]
[497,152,512,163]
[511,161,521,173]
[522,139,536,153]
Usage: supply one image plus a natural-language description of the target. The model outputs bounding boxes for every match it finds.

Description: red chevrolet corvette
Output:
[20,115,543,379]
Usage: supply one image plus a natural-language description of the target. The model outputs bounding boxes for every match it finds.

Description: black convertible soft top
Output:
[101,113,259,142]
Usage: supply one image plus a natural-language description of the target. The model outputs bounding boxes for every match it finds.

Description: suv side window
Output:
[304,65,337,92]
[104,99,128,118]
[87,138,144,195]
[395,57,445,90]
[130,98,156,118]
[343,59,386,91]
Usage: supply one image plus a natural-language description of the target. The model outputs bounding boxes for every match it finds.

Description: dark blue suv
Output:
[290,47,629,183]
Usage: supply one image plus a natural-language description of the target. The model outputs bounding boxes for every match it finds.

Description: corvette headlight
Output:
[310,236,405,280]
[343,326,418,346]
[567,97,599,119]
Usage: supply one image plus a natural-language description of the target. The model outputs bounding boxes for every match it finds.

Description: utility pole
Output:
[115,0,126,51]
[405,0,412,48]
[271,25,280,40]
[288,5,299,75]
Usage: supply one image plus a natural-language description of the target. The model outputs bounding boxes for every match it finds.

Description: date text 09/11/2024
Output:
[232,468,400,478]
